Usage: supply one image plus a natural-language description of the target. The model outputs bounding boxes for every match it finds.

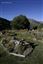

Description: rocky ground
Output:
[0,29,43,64]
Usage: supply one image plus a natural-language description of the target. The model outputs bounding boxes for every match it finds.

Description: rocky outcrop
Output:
[1,37,37,57]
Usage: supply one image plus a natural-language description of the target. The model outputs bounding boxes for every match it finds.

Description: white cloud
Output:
[0,1,13,4]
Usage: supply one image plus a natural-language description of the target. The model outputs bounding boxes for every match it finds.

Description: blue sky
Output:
[0,0,43,21]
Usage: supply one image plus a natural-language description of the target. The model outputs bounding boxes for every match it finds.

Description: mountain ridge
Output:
[0,16,43,30]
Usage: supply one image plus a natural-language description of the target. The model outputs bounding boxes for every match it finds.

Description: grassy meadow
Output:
[0,29,43,64]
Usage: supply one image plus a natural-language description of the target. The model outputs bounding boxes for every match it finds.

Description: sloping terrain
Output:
[0,16,43,31]
[0,17,11,31]
[29,19,43,29]
[0,16,43,64]
[0,30,43,64]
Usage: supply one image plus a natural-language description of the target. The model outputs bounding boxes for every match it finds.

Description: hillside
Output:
[29,19,43,29]
[0,17,11,31]
[0,30,43,64]
[11,15,30,30]
[0,16,43,30]
[0,16,43,64]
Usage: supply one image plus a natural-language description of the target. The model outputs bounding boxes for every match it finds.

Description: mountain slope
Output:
[29,19,43,28]
[0,16,43,31]
[0,17,11,30]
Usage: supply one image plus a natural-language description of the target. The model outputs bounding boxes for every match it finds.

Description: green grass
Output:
[0,42,43,64]
[0,30,43,64]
